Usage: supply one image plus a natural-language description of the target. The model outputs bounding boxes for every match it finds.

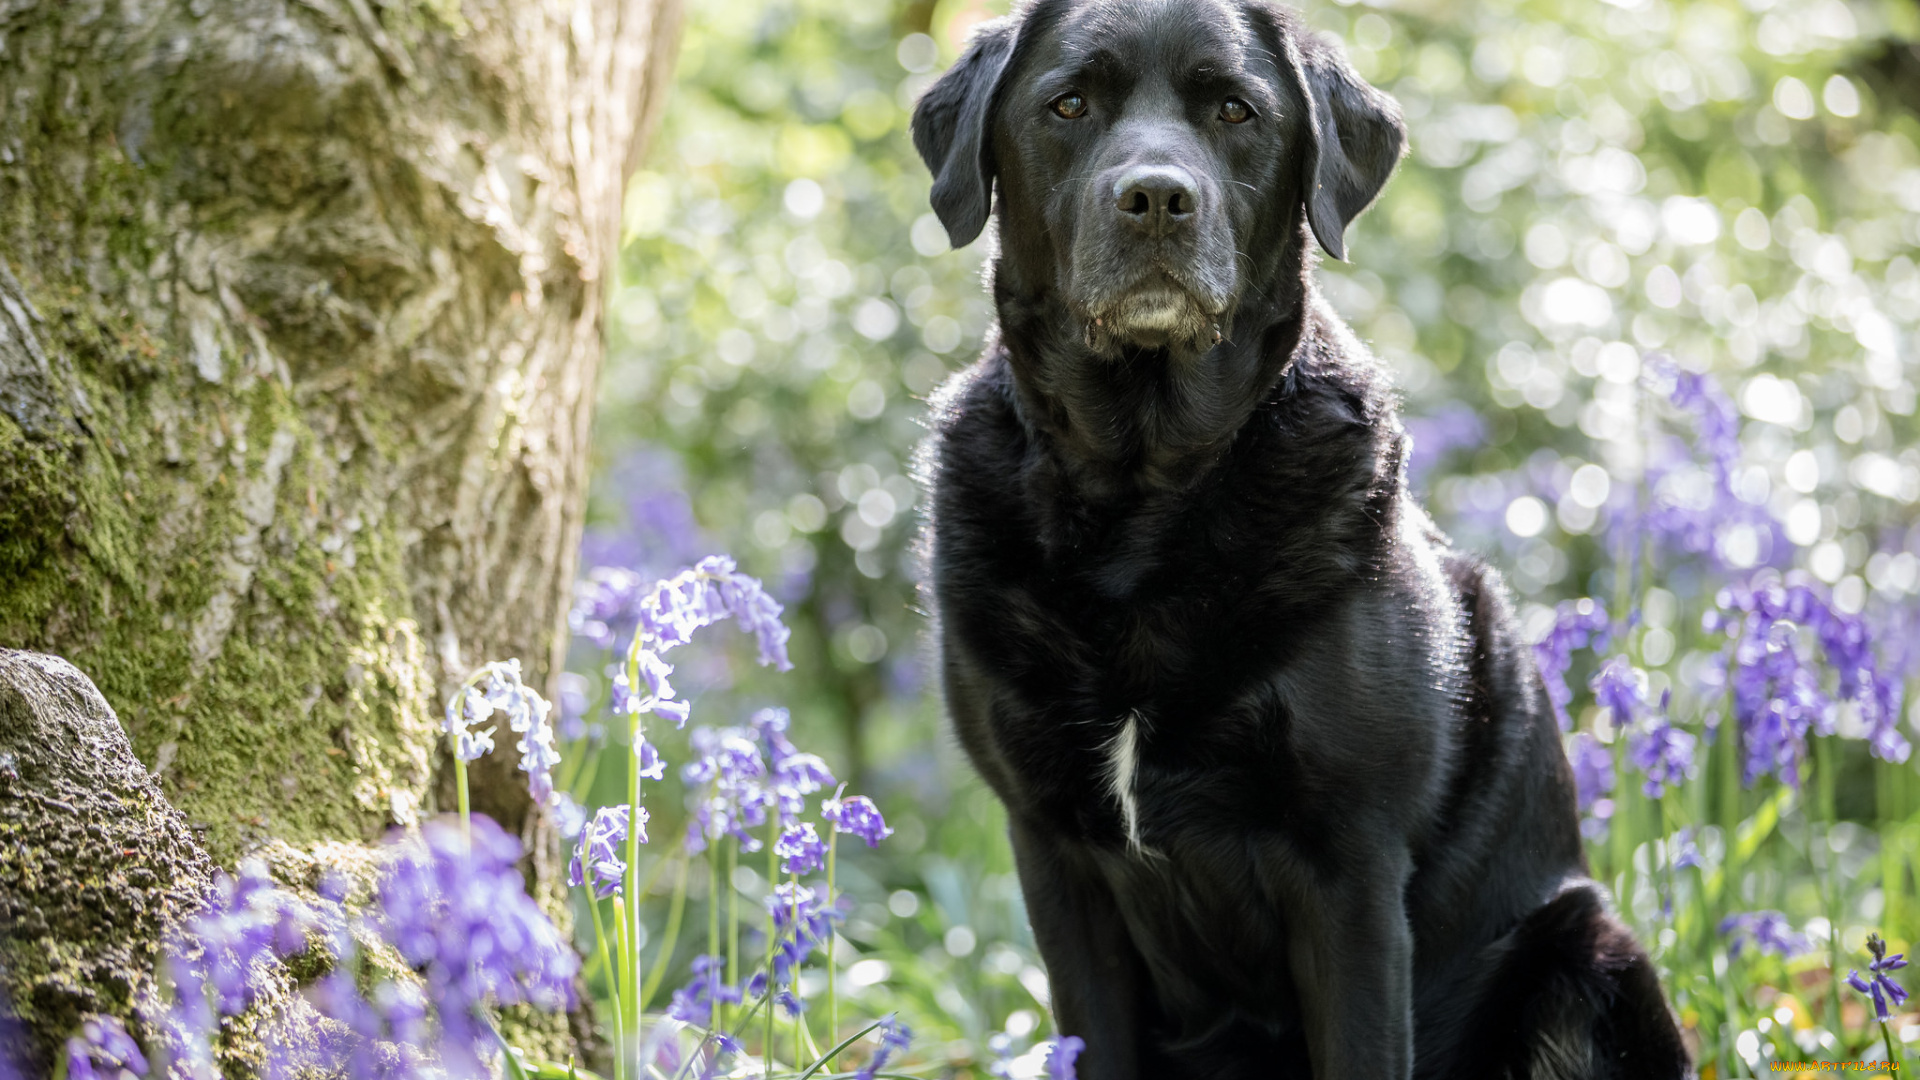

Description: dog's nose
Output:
[1113,165,1198,234]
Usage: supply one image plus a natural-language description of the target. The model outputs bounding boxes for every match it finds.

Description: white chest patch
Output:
[1103,711,1148,854]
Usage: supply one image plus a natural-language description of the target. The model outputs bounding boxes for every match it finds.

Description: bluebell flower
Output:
[856,1015,912,1080]
[772,754,835,820]
[822,788,893,848]
[1628,690,1696,798]
[1848,933,1909,1023]
[1566,733,1614,842]
[1589,656,1646,725]
[760,882,841,1012]
[378,815,578,1077]
[666,955,741,1028]
[159,856,322,1076]
[683,725,771,852]
[570,567,649,653]
[1711,576,1910,786]
[306,969,397,1080]
[636,556,793,671]
[1719,910,1813,959]
[1533,599,1610,731]
[775,822,828,875]
[1635,357,1776,569]
[568,805,641,899]
[1669,827,1702,870]
[635,737,667,781]
[1045,1036,1086,1080]
[444,660,563,805]
[635,648,677,702]
[65,1017,147,1080]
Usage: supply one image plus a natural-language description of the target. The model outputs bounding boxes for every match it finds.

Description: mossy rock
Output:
[0,649,219,1071]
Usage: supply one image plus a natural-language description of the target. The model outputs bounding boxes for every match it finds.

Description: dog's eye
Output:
[1052,93,1088,119]
[1220,98,1252,123]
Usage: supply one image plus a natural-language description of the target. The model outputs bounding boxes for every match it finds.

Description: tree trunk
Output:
[0,0,680,1059]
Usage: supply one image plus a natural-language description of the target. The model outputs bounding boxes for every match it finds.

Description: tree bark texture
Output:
[0,0,680,859]
[0,0,681,1063]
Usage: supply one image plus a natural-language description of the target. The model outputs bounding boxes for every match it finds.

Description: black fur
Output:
[909,1,1691,1078]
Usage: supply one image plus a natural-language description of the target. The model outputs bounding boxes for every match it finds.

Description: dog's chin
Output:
[1084,288,1222,356]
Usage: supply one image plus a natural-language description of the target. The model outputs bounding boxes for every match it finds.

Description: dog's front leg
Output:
[1010,815,1146,1080]
[1265,842,1415,1080]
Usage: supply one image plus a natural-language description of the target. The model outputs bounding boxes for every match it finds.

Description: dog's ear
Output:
[1288,34,1406,261]
[911,19,1017,249]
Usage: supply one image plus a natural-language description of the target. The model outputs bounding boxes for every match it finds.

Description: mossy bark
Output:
[0,0,682,1064]
[0,0,680,860]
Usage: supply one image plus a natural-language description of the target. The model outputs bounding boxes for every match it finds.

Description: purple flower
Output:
[752,708,834,820]
[636,738,667,781]
[775,822,828,875]
[1629,691,1696,798]
[1719,910,1813,959]
[305,967,434,1080]
[571,567,649,653]
[822,788,893,848]
[568,805,641,899]
[772,754,836,820]
[1533,599,1610,731]
[65,1017,147,1080]
[1712,576,1911,786]
[760,882,841,1010]
[1669,827,1702,870]
[1848,933,1910,1023]
[163,855,320,1064]
[1589,656,1646,725]
[1046,1035,1086,1080]
[635,648,677,701]
[683,725,772,852]
[857,1015,912,1080]
[666,955,740,1029]
[379,816,578,1076]
[637,556,793,672]
[443,660,562,805]
[1634,357,1776,570]
[1566,733,1614,842]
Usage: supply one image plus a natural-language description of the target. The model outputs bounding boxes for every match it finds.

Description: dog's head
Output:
[912,0,1405,354]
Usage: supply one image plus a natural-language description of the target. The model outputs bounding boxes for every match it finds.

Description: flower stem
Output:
[1878,1015,1902,1071]
[710,847,723,1031]
[728,841,740,1007]
[766,823,778,1079]
[613,907,633,1080]
[641,851,689,1012]
[624,653,646,1080]
[791,867,802,1070]
[1816,736,1844,1040]
[453,753,472,845]
[591,896,626,1080]
[826,826,839,1041]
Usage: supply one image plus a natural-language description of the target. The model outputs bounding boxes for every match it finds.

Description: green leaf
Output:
[794,1015,888,1080]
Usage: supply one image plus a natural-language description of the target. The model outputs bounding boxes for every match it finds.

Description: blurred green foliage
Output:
[579,0,1920,1071]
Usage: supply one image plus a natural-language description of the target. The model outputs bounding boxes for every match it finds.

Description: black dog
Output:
[910,2,1692,1078]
